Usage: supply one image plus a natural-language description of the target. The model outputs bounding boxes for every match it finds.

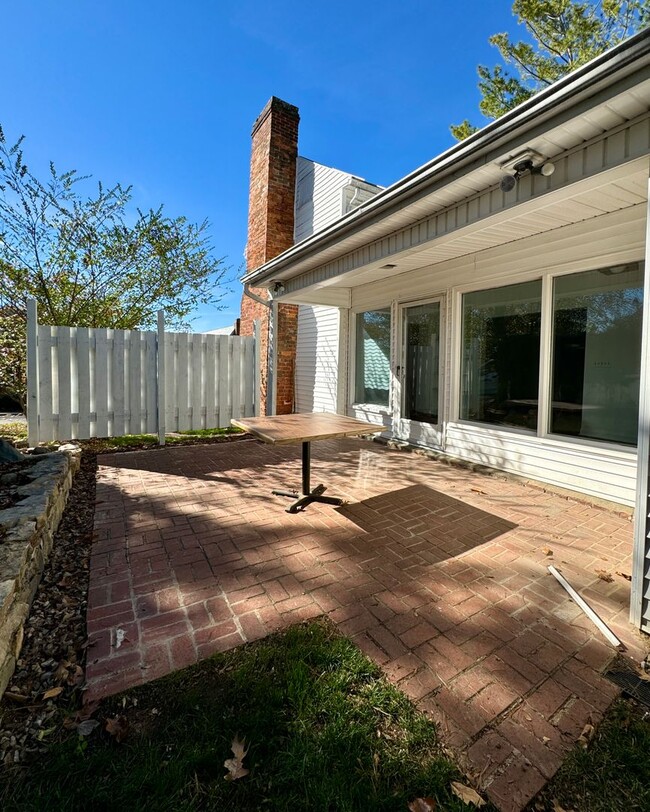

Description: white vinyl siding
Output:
[294,157,382,244]
[295,306,340,413]
[346,205,645,506]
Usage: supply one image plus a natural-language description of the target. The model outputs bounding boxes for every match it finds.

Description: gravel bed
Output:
[0,451,96,767]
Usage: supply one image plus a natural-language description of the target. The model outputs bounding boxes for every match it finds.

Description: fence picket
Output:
[77,328,91,439]
[58,327,72,441]
[205,335,217,428]
[128,330,142,434]
[37,326,54,441]
[113,330,125,436]
[146,331,157,434]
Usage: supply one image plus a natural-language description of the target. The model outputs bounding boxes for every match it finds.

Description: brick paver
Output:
[85,437,647,811]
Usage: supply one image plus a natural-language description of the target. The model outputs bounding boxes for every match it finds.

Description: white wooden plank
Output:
[77,327,91,439]
[177,332,190,430]
[58,327,72,441]
[95,329,109,438]
[146,330,158,435]
[165,333,176,432]
[191,333,203,429]
[231,337,241,420]
[205,334,217,428]
[217,336,229,427]
[113,330,125,436]
[128,330,142,434]
[26,300,39,445]
[244,336,254,416]
[37,325,53,442]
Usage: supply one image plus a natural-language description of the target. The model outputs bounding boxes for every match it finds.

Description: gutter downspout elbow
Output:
[243,283,271,308]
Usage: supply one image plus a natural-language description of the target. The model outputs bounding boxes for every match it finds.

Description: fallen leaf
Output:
[77,719,100,737]
[542,735,551,745]
[471,488,487,495]
[43,686,64,700]
[578,722,595,748]
[541,546,553,556]
[408,798,437,812]
[595,570,614,583]
[552,800,574,812]
[450,781,486,807]
[105,715,129,743]
[615,571,632,581]
[224,735,249,781]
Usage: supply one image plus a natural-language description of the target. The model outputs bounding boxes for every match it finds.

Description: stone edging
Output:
[0,449,81,696]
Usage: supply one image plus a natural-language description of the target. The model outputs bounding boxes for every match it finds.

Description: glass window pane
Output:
[461,280,542,429]
[551,263,643,446]
[403,302,440,424]
[355,308,391,406]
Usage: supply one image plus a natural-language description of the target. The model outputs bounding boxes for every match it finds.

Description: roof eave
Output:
[242,29,650,287]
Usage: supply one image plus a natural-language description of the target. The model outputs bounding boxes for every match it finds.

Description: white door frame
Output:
[393,295,445,449]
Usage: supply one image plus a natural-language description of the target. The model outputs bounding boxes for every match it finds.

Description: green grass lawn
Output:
[0,622,480,812]
[534,698,650,812]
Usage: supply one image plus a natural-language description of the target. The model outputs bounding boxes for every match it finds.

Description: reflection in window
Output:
[355,308,391,406]
[403,302,440,424]
[551,263,643,446]
[461,281,542,429]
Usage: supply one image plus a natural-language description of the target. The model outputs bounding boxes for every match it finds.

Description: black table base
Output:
[272,440,344,513]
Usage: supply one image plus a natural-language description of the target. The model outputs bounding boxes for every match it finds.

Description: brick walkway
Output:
[85,437,647,811]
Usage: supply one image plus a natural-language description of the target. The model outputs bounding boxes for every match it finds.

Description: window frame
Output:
[451,259,644,453]
[349,304,393,413]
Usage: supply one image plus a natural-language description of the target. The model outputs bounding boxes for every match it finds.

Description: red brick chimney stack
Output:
[239,97,300,415]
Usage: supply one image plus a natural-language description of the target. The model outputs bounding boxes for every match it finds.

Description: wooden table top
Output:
[231,412,383,445]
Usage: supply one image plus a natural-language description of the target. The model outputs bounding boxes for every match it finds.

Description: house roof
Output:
[243,29,650,289]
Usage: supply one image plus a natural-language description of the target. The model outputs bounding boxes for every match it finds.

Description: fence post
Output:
[253,319,261,417]
[157,310,166,445]
[26,299,39,446]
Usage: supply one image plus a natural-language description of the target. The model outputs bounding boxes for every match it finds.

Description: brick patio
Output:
[85,437,648,811]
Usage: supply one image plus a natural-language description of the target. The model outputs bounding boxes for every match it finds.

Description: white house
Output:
[242,31,650,631]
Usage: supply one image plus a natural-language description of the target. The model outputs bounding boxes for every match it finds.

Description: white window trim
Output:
[450,255,645,454]
[348,304,393,413]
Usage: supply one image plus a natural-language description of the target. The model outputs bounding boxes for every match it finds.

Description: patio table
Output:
[231,412,383,513]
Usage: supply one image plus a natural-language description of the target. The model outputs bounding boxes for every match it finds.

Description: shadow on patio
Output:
[85,437,643,812]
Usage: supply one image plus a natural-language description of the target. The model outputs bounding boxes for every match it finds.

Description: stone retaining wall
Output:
[0,449,80,696]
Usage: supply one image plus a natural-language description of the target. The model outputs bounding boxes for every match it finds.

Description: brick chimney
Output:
[239,97,300,415]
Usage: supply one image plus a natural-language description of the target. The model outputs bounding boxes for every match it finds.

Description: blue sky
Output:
[1,1,521,331]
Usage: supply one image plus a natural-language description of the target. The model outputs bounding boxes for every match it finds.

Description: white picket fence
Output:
[26,301,260,444]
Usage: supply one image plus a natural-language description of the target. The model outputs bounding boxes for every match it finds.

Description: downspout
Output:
[243,283,274,415]
[243,283,271,309]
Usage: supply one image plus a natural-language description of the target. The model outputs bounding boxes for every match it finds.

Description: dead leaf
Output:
[224,735,249,781]
[43,686,64,700]
[542,736,551,745]
[77,719,100,737]
[471,488,487,495]
[616,571,632,581]
[595,570,614,583]
[408,798,437,812]
[105,715,129,743]
[578,722,595,748]
[541,546,553,556]
[450,781,486,807]
[552,800,574,812]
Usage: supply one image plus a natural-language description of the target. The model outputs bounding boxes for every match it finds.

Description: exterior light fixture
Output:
[498,149,556,192]
[272,280,286,295]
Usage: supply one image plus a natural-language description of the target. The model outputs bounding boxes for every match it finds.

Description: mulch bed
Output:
[0,451,96,766]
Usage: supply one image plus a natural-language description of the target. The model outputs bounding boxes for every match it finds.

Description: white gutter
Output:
[243,28,650,286]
